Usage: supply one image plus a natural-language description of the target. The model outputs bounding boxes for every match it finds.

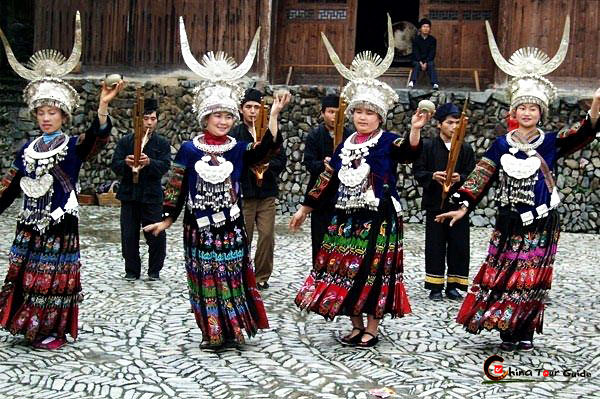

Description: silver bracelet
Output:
[97,109,109,117]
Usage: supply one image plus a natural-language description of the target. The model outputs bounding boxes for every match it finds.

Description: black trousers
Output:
[310,208,335,265]
[424,210,470,291]
[120,201,166,277]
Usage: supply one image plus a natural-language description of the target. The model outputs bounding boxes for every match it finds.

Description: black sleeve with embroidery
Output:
[301,167,340,210]
[460,144,477,186]
[556,113,600,158]
[0,164,22,214]
[162,162,189,223]
[76,116,113,161]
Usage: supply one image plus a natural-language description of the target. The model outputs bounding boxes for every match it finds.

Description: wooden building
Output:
[1,0,598,88]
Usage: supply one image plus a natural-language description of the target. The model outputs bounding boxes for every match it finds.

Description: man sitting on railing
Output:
[408,18,440,90]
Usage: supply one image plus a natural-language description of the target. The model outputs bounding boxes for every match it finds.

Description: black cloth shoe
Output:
[124,273,138,281]
[499,341,516,351]
[429,290,443,301]
[517,341,534,352]
[340,327,364,346]
[445,288,463,301]
[356,332,379,348]
[148,273,160,281]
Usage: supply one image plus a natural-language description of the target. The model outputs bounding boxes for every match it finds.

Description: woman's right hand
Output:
[434,207,467,227]
[143,218,173,236]
[289,205,312,232]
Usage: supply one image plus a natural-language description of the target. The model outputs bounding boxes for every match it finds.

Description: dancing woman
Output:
[290,16,429,348]
[436,17,600,351]
[0,12,123,349]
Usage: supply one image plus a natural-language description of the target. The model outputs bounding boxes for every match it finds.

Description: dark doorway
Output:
[355,0,419,67]
[0,0,35,76]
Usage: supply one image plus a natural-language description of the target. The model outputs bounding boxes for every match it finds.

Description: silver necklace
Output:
[193,134,237,154]
[340,130,382,166]
[23,134,69,176]
[506,129,545,153]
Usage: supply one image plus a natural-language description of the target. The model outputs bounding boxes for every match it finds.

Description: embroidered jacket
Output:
[302,131,422,212]
[162,131,282,229]
[0,116,112,230]
[454,113,599,218]
[302,123,352,210]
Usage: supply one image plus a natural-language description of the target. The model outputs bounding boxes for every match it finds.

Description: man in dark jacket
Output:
[111,99,171,281]
[408,18,439,90]
[302,95,351,263]
[413,103,475,301]
[230,88,289,290]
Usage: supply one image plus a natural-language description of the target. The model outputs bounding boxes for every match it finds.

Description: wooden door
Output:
[420,0,499,84]
[272,0,357,83]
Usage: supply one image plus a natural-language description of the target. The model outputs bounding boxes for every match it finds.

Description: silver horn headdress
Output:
[179,16,260,126]
[486,15,570,117]
[0,11,81,122]
[322,14,398,122]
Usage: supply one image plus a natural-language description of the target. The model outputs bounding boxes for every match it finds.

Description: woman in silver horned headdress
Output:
[145,18,290,349]
[289,15,430,348]
[436,17,600,352]
[0,12,123,349]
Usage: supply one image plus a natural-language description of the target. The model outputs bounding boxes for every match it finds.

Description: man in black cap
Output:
[413,102,475,301]
[408,18,439,90]
[230,88,290,290]
[111,98,171,281]
[302,94,351,263]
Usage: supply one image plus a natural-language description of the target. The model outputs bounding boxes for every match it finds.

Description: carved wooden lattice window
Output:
[298,0,347,3]
[287,9,315,19]
[428,10,460,20]
[429,0,481,4]
[463,10,492,20]
[288,9,347,20]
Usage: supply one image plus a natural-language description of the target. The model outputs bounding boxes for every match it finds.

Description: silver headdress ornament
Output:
[322,14,398,122]
[486,15,570,117]
[0,11,81,122]
[179,16,260,126]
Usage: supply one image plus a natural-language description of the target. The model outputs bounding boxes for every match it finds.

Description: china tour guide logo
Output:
[484,355,508,381]
[483,355,591,384]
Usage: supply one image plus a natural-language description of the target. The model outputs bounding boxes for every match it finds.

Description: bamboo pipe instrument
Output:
[441,95,469,209]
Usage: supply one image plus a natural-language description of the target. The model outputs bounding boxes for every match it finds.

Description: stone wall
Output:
[1,78,598,233]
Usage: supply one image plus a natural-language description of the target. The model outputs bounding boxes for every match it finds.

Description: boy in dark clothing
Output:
[413,103,475,301]
[409,18,440,90]
[112,99,171,281]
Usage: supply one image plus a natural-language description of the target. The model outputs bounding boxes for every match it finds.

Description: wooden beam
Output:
[258,0,272,82]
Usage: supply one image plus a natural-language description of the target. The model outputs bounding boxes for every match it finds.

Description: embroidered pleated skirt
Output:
[456,209,559,336]
[295,196,412,319]
[0,215,82,342]
[183,211,269,346]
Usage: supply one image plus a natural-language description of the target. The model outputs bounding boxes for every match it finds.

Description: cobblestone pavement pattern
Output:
[0,205,598,399]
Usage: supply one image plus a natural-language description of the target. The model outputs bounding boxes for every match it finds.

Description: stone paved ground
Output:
[0,205,598,399]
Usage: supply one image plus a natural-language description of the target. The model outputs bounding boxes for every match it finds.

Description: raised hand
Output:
[99,80,125,105]
[271,90,292,116]
[411,109,432,130]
